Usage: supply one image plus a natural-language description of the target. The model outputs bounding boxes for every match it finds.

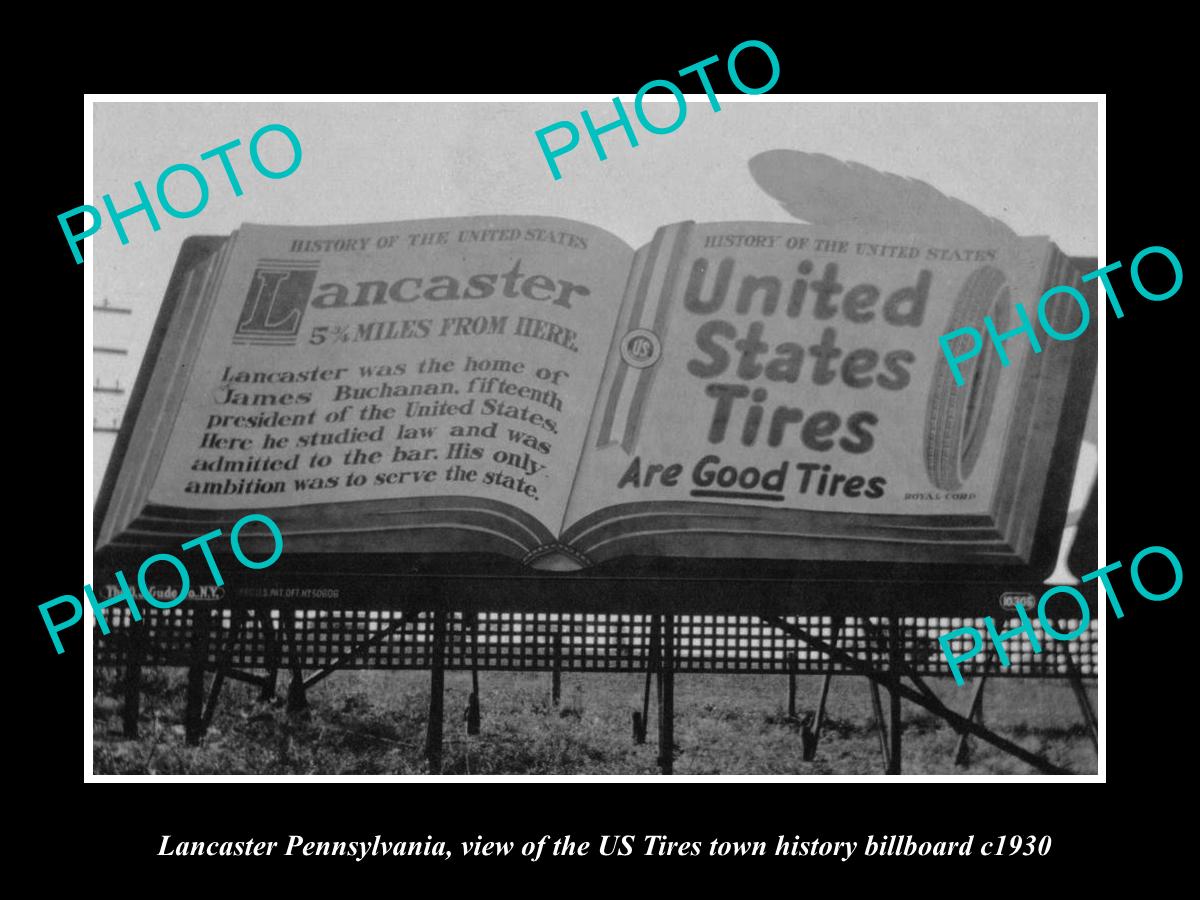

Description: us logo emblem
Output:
[233,262,319,345]
[619,328,662,369]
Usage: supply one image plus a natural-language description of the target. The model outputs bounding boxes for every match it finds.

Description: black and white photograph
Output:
[82,96,1105,779]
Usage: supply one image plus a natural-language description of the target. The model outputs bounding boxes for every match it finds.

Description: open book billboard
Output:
[94,216,1096,608]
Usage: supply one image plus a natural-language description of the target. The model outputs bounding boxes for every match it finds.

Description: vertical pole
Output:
[787,650,798,720]
[954,675,988,766]
[887,617,903,775]
[285,609,308,713]
[467,670,481,735]
[203,609,245,729]
[258,610,279,703]
[867,678,890,768]
[185,607,212,746]
[658,614,675,775]
[650,617,660,737]
[396,611,409,666]
[426,609,447,773]
[864,619,890,770]
[551,625,562,706]
[803,617,843,761]
[635,617,660,744]
[122,620,145,738]
[467,614,481,736]
[813,618,843,734]
[654,616,663,721]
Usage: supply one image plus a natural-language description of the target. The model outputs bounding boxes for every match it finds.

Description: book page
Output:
[563,221,1052,532]
[147,217,633,537]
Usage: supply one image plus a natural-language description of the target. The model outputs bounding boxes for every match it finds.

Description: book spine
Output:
[596,221,695,454]
[521,542,596,569]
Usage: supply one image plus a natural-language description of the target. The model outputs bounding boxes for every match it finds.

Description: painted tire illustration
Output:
[925,265,1011,491]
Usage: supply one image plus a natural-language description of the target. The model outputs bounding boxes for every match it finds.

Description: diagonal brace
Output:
[760,615,1069,775]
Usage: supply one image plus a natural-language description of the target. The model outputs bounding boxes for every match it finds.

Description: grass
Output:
[92,667,1097,776]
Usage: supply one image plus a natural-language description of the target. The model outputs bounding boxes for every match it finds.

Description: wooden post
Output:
[285,609,308,714]
[551,627,562,706]
[887,617,903,775]
[863,620,891,770]
[658,614,675,775]
[184,607,211,746]
[203,610,246,729]
[868,674,890,769]
[635,617,660,744]
[787,651,798,720]
[426,609,447,773]
[954,676,987,766]
[258,610,279,703]
[802,617,843,761]
[122,620,145,738]
[467,680,481,735]
[467,615,481,736]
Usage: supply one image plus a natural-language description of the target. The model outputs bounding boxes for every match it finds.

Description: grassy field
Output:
[92,667,1097,775]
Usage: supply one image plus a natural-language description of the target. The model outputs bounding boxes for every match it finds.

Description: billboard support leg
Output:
[787,650,798,720]
[181,606,295,737]
[202,609,247,730]
[551,626,562,706]
[426,609,447,773]
[887,617,903,774]
[467,614,481,736]
[634,616,661,745]
[258,610,279,703]
[658,614,675,775]
[284,610,308,714]
[864,622,891,770]
[954,676,987,766]
[122,620,146,739]
[467,669,481,736]
[185,606,212,746]
[802,617,844,761]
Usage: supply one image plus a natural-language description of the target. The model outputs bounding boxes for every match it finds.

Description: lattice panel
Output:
[94,609,1097,678]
